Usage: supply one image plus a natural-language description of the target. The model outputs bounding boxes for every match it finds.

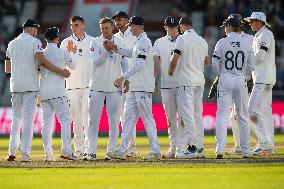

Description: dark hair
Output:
[179,17,192,26]
[232,26,241,32]
[99,17,114,26]
[70,16,84,23]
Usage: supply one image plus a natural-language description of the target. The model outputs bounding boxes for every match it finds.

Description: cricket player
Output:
[104,16,160,160]
[169,17,208,159]
[219,14,257,155]
[153,16,179,158]
[83,18,128,161]
[112,11,137,157]
[212,16,254,159]
[5,19,70,162]
[40,27,77,161]
[61,16,94,158]
[245,12,276,155]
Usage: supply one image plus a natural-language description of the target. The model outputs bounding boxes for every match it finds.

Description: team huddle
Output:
[4,10,275,162]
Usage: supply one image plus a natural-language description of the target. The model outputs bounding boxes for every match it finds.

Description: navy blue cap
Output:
[22,19,40,28]
[220,17,241,27]
[128,16,144,26]
[164,16,178,27]
[45,27,59,40]
[112,11,129,19]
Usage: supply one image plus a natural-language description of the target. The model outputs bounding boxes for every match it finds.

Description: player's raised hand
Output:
[67,40,77,54]
[104,39,117,51]
[60,69,71,78]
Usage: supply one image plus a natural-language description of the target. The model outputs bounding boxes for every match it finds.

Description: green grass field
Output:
[0,134,283,189]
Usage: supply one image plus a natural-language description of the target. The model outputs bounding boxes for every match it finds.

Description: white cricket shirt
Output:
[61,33,94,90]
[175,29,208,86]
[153,35,178,88]
[252,26,276,85]
[89,35,124,92]
[40,43,76,101]
[7,33,42,92]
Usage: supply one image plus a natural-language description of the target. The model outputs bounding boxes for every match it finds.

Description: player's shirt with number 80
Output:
[212,32,254,76]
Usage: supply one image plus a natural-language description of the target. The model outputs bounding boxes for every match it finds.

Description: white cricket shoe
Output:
[161,148,176,159]
[253,143,273,155]
[83,153,96,161]
[225,146,242,155]
[76,152,87,160]
[197,148,205,158]
[126,145,137,158]
[21,153,31,162]
[108,149,127,160]
[143,152,161,160]
[44,152,57,162]
[175,149,188,159]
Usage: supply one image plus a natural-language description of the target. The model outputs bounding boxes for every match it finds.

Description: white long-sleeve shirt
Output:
[40,43,76,101]
[252,26,276,85]
[114,27,136,66]
[90,35,128,92]
[60,33,94,90]
[117,32,155,92]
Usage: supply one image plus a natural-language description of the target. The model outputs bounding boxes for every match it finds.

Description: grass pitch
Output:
[0,134,283,189]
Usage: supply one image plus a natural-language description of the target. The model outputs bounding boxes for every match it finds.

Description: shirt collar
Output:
[167,35,178,42]
[137,32,146,40]
[227,32,240,37]
[118,27,132,37]
[21,32,33,38]
[72,32,86,41]
[255,26,266,37]
[184,29,194,34]
[47,42,58,47]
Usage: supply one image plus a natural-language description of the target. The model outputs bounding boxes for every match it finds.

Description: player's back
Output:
[218,32,252,76]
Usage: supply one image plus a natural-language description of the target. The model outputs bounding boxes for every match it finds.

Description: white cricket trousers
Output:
[161,88,178,150]
[41,97,72,155]
[120,92,160,153]
[120,93,136,147]
[176,86,204,150]
[8,92,37,156]
[216,74,250,154]
[67,88,89,154]
[248,84,274,147]
[87,91,123,154]
[231,102,257,147]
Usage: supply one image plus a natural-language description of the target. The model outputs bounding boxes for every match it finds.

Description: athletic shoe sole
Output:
[6,155,16,161]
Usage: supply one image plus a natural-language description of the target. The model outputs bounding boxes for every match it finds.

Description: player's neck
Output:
[169,34,178,40]
[120,26,128,34]
[74,32,85,40]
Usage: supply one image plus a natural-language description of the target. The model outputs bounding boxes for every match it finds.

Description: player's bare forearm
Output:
[168,53,179,76]
[204,56,209,65]
[5,59,11,73]
[153,55,160,79]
